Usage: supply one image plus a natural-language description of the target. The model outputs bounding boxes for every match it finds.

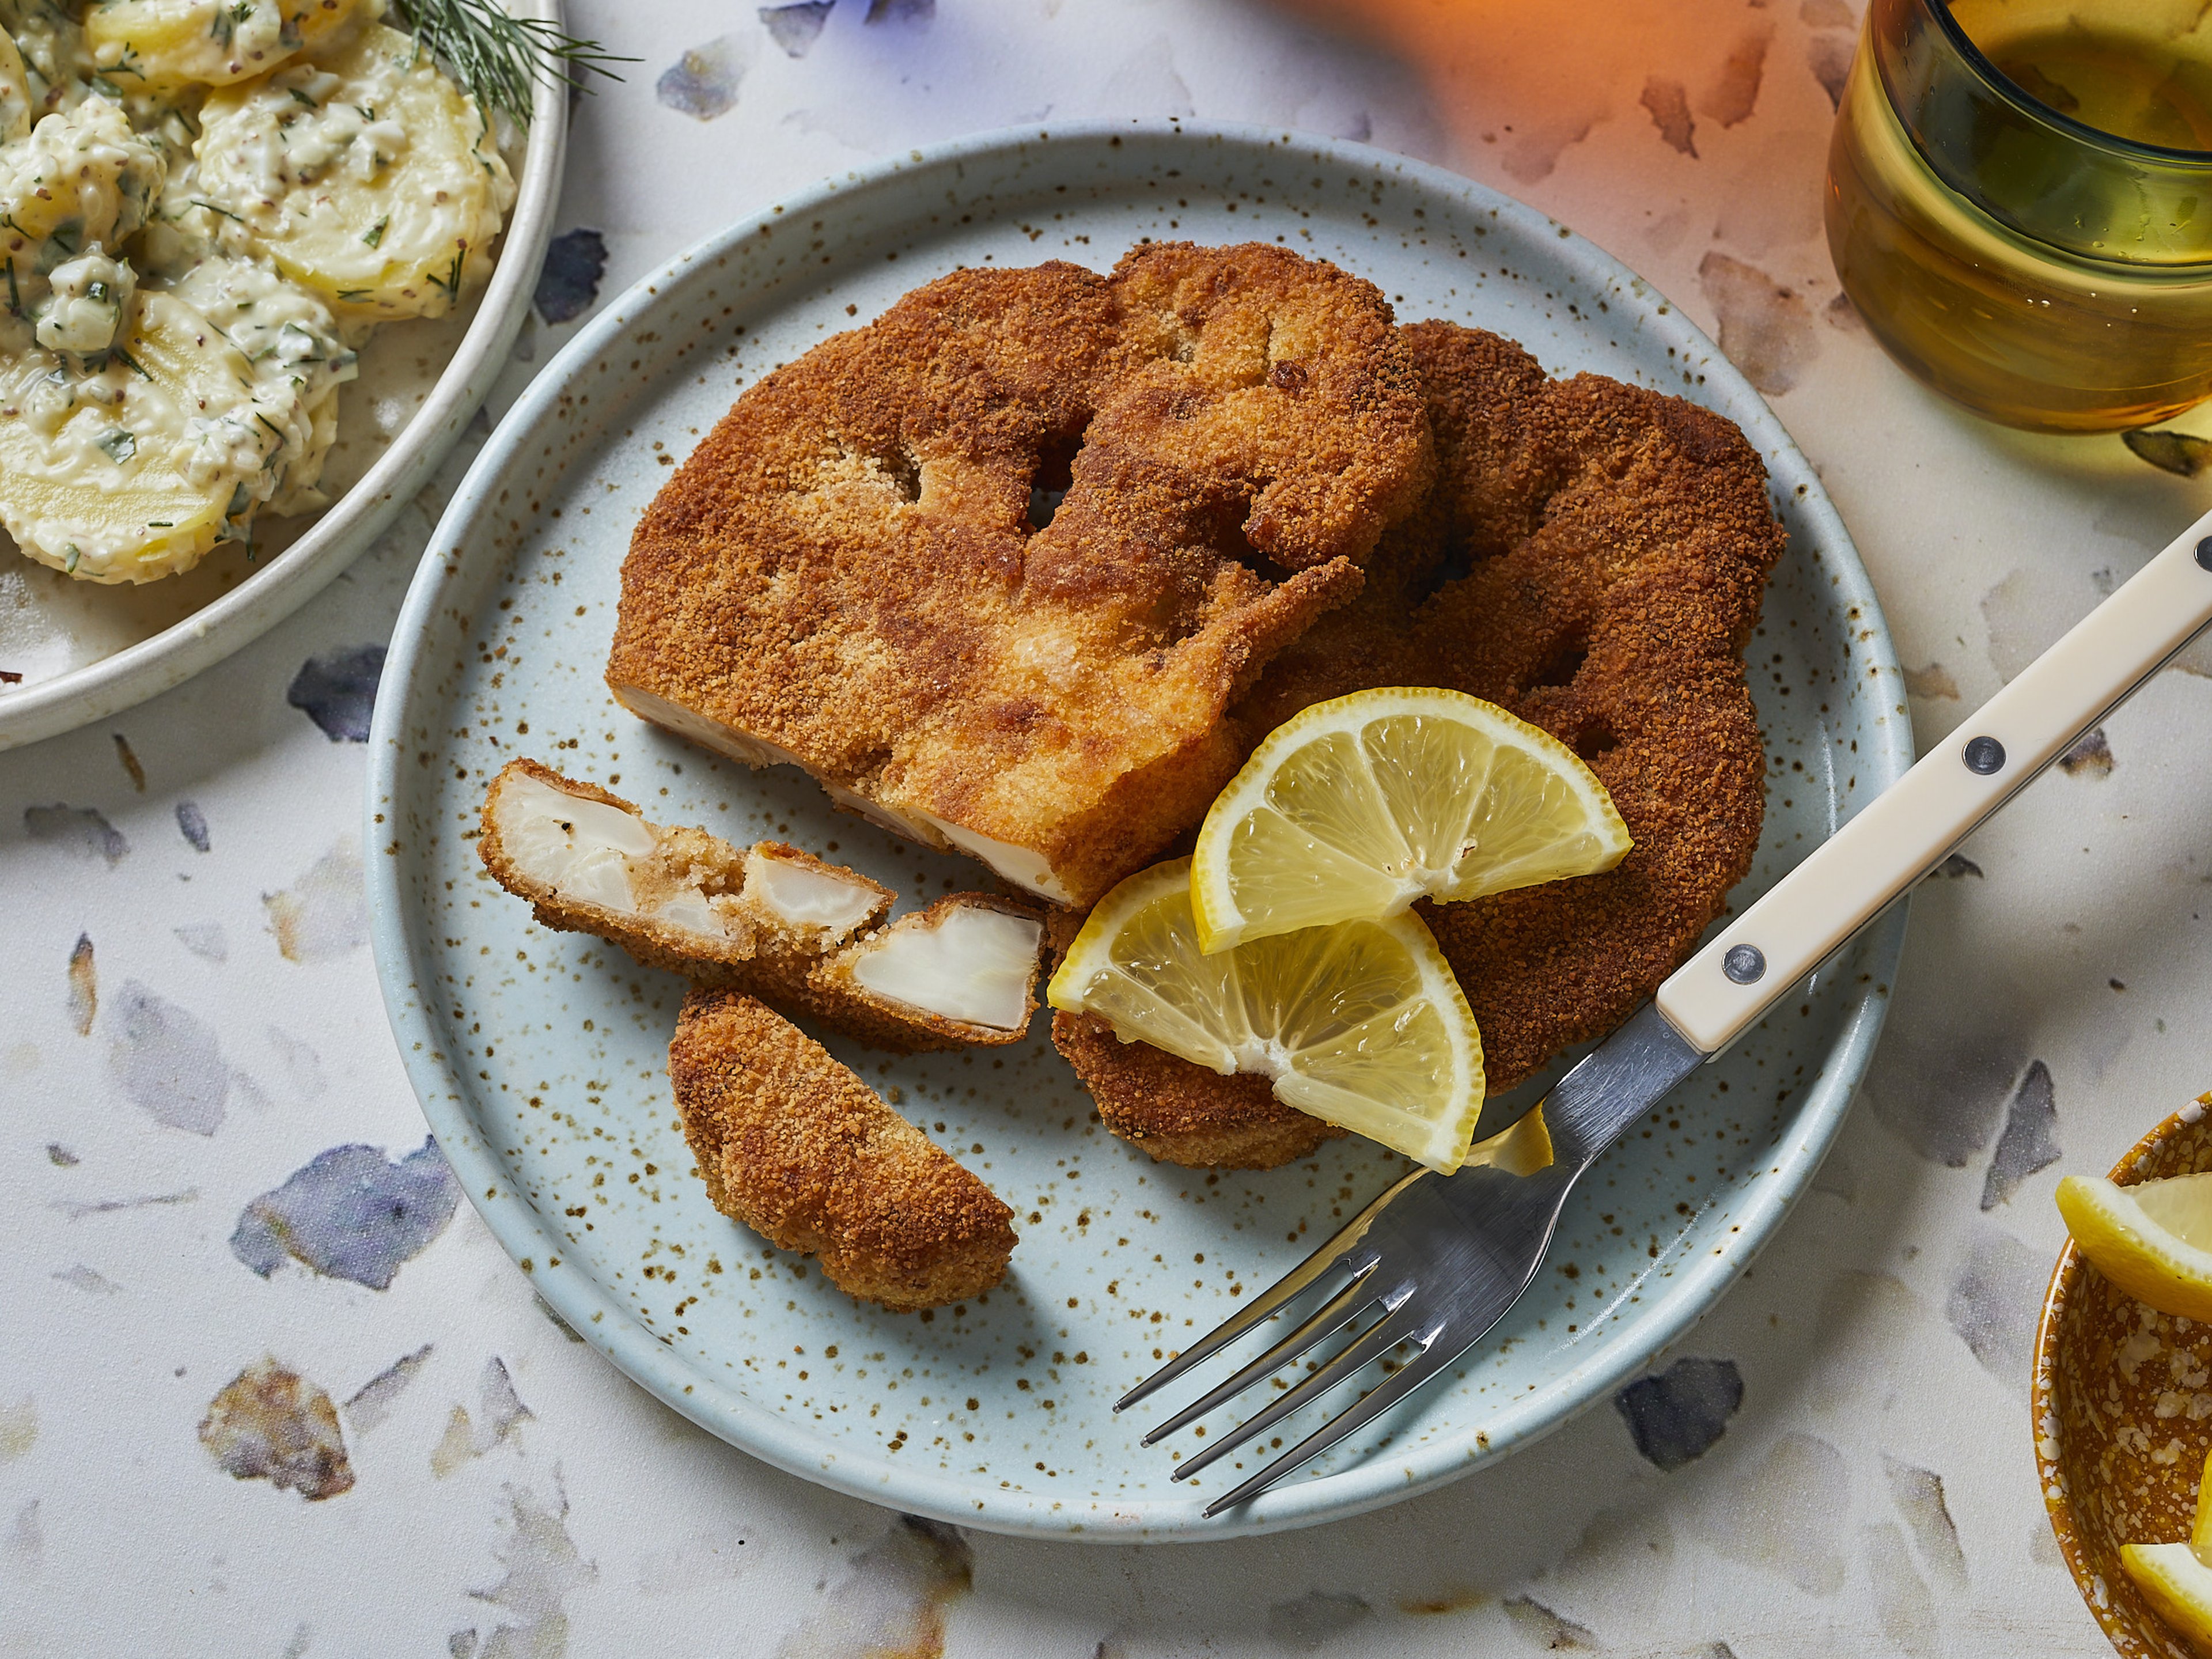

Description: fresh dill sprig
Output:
[389,0,634,128]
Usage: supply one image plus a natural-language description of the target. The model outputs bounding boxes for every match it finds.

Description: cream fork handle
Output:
[1656,506,2212,1059]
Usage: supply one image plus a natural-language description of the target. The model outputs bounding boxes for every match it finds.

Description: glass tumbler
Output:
[1825,0,2212,433]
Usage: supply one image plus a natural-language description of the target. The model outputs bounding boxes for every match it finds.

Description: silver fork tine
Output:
[1168,1300,1427,1484]
[1199,1336,1456,1518]
[1114,1168,1423,1413]
[1139,1265,1402,1446]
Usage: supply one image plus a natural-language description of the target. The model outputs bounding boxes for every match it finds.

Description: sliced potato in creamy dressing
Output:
[0,291,309,582]
[86,0,369,90]
[194,21,515,321]
[0,98,164,283]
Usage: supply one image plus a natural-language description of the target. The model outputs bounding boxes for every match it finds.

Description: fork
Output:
[1120,504,2212,1517]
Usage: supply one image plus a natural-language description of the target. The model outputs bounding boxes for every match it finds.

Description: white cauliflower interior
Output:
[490,768,747,939]
[743,847,882,940]
[848,905,1044,1032]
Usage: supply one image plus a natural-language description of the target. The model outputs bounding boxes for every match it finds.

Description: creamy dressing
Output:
[0,2,508,583]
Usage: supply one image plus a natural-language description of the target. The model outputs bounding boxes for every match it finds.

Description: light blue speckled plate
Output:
[365,122,1911,1541]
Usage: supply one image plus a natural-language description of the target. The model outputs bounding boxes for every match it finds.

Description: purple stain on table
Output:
[762,1,834,57]
[465,1484,596,1655]
[230,1137,461,1290]
[1979,1059,2060,1210]
[1613,1355,1744,1471]
[773,1516,971,1653]
[1267,1591,1373,1650]
[175,800,210,852]
[22,805,128,865]
[2058,726,2113,778]
[107,980,229,1135]
[534,228,608,324]
[657,37,745,120]
[264,839,368,963]
[198,1357,354,1500]
[343,1344,433,1434]
[286,645,385,742]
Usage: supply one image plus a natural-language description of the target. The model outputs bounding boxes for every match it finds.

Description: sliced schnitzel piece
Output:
[478,759,1043,1051]
[811,894,1046,1052]
[671,990,1016,1310]
[1058,321,1785,1167]
[607,242,1433,908]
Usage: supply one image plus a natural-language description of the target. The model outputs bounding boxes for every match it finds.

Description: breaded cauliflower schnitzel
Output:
[1055,321,1786,1168]
[607,243,1432,908]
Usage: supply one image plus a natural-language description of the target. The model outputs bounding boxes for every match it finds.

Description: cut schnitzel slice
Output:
[607,242,1433,908]
[671,990,1016,1310]
[1058,321,1785,1167]
[478,759,1043,1051]
[810,894,1046,1052]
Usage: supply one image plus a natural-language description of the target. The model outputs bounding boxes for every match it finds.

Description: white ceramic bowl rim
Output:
[367,118,1913,1541]
[0,1,569,753]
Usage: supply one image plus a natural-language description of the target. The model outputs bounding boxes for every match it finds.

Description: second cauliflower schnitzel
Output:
[1056,321,1787,1168]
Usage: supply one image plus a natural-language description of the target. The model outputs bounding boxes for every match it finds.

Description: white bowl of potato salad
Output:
[0,0,574,749]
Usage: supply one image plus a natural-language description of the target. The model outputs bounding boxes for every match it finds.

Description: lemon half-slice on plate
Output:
[1049,858,1493,1172]
[2056,1171,2212,1321]
[1191,688,1633,953]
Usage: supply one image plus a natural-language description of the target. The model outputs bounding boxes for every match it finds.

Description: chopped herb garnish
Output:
[336,287,373,301]
[427,245,465,298]
[362,215,388,249]
[146,521,174,528]
[96,429,137,463]
[389,0,632,127]
[63,544,81,574]
[288,87,317,108]
[190,199,246,225]
[107,346,151,381]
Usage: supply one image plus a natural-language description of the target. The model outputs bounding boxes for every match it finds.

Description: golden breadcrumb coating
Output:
[607,242,1433,907]
[1058,321,1785,1167]
[478,759,1043,1051]
[671,991,1016,1310]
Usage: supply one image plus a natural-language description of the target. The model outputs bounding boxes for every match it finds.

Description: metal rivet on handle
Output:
[1723,944,1766,985]
[2197,536,2212,572]
[1962,735,2005,775]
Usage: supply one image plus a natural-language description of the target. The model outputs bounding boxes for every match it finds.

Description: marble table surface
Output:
[6,1,2210,1652]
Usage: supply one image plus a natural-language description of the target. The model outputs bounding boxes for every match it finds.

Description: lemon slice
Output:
[2056,1171,2212,1321]
[1191,688,1633,953]
[1048,858,1492,1172]
[2121,1448,2212,1645]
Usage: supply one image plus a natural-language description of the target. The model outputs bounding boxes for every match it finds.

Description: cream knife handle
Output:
[1656,507,2212,1058]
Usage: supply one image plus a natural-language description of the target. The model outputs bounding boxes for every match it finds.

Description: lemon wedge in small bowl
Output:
[2055,1170,2212,1321]
[1048,858,1505,1173]
[1190,687,1631,954]
[2120,1446,2212,1648]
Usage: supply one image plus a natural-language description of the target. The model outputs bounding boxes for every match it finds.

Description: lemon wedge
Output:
[2055,1171,2212,1321]
[1191,688,1632,953]
[2121,1448,2212,1646]
[1048,858,1493,1172]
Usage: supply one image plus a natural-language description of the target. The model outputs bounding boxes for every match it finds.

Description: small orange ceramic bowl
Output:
[2035,1103,2212,1659]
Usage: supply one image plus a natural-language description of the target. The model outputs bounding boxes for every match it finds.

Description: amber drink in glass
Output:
[1826,0,2212,432]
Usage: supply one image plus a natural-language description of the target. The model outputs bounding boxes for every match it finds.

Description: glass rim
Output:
[1928,0,2212,166]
